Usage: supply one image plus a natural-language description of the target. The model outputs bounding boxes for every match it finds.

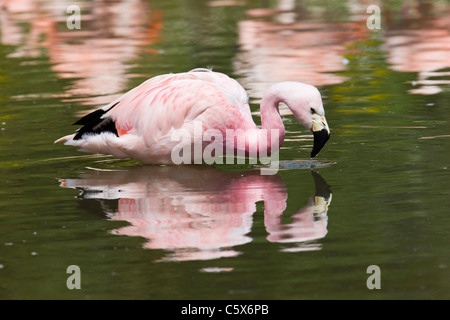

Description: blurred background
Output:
[0,0,449,299]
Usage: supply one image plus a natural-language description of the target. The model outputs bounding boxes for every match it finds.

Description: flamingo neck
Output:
[259,86,286,152]
[229,85,287,158]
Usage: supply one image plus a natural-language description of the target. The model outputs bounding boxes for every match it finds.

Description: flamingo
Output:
[55,68,330,164]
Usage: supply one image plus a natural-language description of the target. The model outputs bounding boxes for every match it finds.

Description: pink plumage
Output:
[56,68,330,164]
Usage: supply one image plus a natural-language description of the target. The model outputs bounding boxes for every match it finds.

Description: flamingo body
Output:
[56,68,330,164]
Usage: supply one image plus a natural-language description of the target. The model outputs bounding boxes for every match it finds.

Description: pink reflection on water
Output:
[0,0,162,105]
[60,166,331,262]
[234,2,370,100]
[382,4,450,95]
[235,1,450,97]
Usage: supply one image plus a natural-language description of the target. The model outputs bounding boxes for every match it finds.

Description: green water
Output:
[0,0,449,300]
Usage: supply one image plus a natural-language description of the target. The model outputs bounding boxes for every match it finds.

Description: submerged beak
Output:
[311,114,330,158]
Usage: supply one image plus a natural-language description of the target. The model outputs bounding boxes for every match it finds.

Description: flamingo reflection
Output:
[59,166,331,262]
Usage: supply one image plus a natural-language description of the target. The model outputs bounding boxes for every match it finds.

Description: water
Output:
[0,0,449,300]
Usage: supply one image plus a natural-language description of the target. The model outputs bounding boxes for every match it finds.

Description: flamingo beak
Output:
[311,114,330,158]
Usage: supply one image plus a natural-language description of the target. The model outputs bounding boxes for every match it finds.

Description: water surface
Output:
[0,0,449,299]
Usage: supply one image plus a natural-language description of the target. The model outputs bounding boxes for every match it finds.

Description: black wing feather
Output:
[73,101,120,140]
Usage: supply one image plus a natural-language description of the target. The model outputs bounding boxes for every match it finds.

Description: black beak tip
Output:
[310,129,330,158]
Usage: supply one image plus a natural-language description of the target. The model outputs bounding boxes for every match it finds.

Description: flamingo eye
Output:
[310,108,316,114]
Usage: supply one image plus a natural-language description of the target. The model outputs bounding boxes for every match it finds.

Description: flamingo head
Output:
[275,82,330,158]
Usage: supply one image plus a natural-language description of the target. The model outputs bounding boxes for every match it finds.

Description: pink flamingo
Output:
[56,68,330,164]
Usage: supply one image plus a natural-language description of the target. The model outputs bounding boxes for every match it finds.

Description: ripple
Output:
[278,160,336,170]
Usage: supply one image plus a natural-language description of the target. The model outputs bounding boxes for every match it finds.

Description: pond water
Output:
[0,0,449,300]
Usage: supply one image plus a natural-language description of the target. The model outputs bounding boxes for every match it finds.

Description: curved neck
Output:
[230,86,287,158]
[259,86,286,150]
